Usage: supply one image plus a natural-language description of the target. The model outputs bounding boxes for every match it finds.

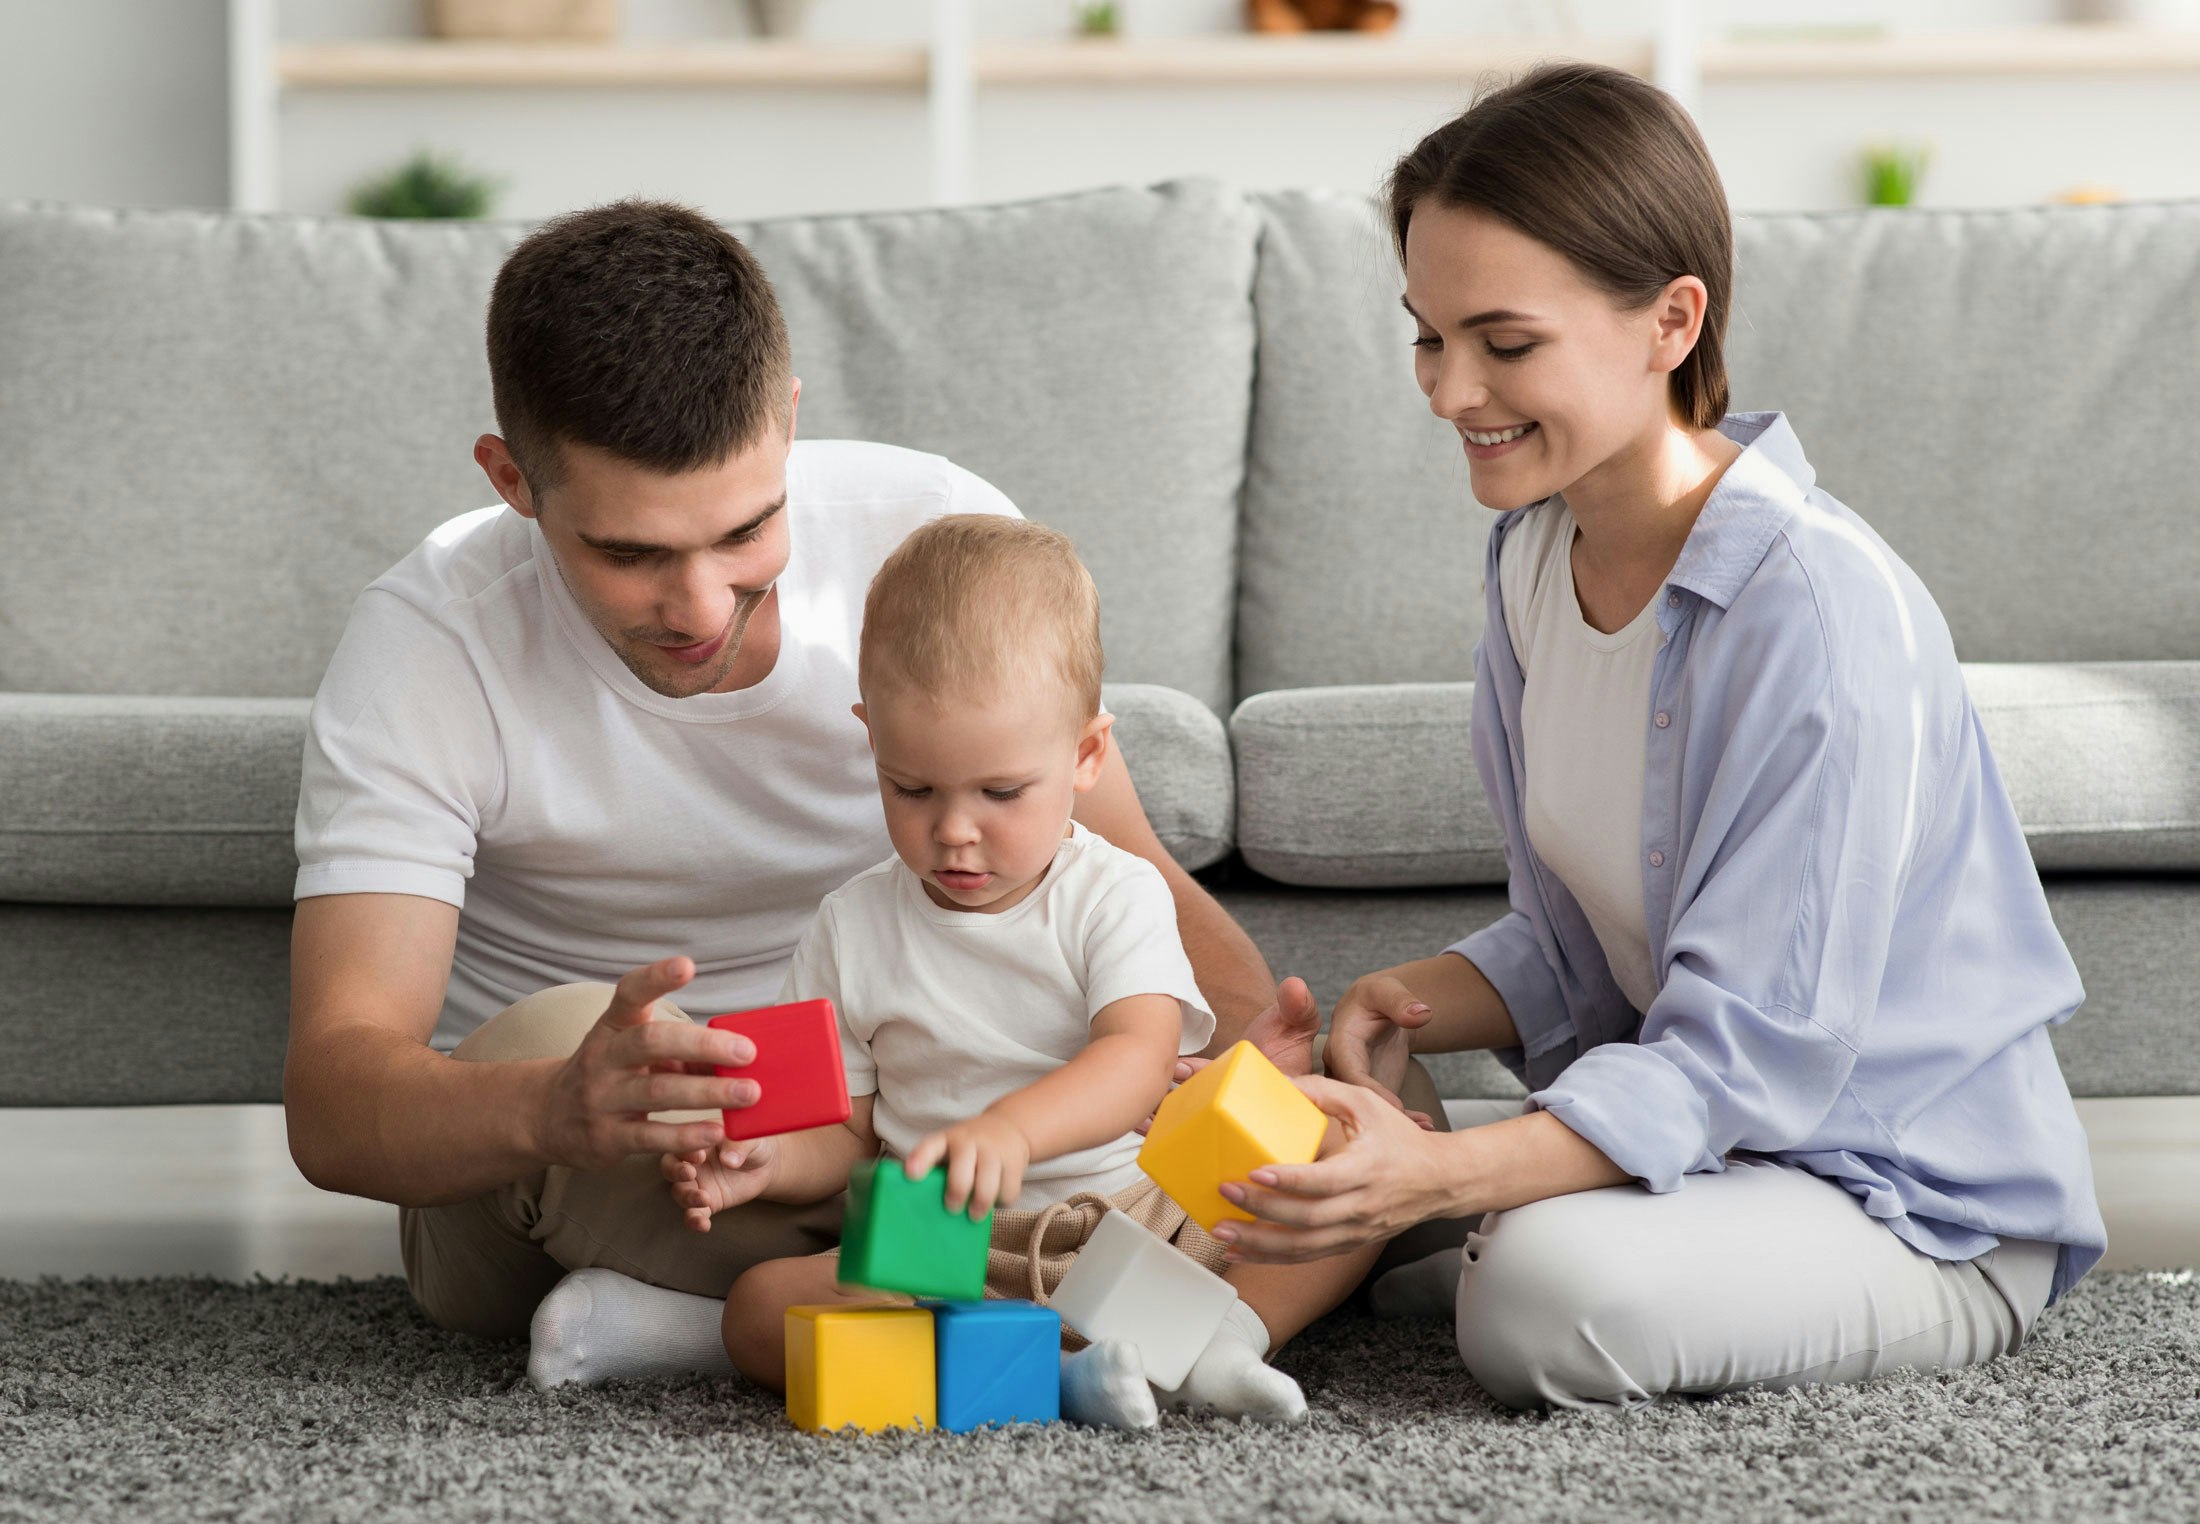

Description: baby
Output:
[662,514,1351,1428]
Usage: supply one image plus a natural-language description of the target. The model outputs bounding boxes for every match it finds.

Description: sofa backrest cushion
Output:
[0,183,1257,710]
[1726,200,2200,664]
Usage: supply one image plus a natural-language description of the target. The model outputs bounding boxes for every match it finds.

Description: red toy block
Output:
[707,999,854,1141]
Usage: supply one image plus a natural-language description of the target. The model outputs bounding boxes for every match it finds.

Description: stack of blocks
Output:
[718,995,1329,1431]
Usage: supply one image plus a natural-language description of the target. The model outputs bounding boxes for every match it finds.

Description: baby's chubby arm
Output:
[903,993,1182,1217]
[662,1095,879,1232]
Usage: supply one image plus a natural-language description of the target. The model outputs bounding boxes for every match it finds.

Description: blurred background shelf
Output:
[273,27,2200,90]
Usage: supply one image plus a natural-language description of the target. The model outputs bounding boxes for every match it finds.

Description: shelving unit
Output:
[229,0,2200,215]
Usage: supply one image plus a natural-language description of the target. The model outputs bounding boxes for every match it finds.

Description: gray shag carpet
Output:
[2,1272,2196,1524]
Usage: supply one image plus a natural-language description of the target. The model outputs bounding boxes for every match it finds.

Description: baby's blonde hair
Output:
[860,514,1103,723]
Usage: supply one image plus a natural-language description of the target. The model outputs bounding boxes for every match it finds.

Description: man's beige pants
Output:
[401,983,1453,1341]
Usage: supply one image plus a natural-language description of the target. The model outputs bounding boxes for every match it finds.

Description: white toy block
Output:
[1048,1208,1237,1392]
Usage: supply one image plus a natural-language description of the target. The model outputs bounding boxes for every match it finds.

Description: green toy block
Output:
[836,1160,992,1301]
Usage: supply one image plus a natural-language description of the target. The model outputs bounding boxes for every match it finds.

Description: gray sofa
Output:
[2,184,2196,1110]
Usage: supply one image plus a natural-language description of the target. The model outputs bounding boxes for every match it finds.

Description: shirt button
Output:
[1655,711,1671,728]
[1648,850,1666,868]
[1667,590,1682,608]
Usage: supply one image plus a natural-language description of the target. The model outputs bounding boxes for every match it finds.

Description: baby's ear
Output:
[1072,712,1115,791]
[850,702,873,750]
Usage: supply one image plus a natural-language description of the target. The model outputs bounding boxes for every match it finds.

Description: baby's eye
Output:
[890,783,931,800]
[984,787,1027,802]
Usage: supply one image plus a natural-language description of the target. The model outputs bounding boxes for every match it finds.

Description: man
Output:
[283,200,1327,1385]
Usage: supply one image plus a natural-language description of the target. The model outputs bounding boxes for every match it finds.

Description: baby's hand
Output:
[904,1113,1031,1220]
[659,1136,780,1233]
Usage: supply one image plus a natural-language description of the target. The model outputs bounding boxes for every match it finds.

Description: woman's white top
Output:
[1499,499,1666,1014]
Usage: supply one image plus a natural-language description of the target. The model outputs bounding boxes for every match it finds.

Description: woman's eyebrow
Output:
[1398,294,1541,330]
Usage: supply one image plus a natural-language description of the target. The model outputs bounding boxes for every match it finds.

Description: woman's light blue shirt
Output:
[1450,411,2106,1304]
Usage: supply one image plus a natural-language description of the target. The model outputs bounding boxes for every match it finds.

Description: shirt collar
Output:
[1659,410,1818,612]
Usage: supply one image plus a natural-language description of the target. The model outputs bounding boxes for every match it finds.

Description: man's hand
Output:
[662,1136,781,1232]
[903,1111,1033,1220]
[535,956,763,1172]
[1323,972,1437,1114]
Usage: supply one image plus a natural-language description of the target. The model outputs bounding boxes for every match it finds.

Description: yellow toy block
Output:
[784,1304,936,1433]
[1136,1040,1328,1232]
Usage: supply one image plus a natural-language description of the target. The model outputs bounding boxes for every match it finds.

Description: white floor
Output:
[0,1099,2194,1281]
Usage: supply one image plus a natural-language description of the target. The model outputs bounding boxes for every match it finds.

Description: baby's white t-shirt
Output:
[780,822,1217,1209]
[1499,498,1666,1015]
[294,439,1018,1051]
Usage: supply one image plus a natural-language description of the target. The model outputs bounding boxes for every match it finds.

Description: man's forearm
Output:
[286,1020,558,1208]
[1168,872,1277,1052]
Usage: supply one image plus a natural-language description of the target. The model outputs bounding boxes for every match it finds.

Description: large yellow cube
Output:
[1137,1041,1328,1232]
[784,1304,935,1434]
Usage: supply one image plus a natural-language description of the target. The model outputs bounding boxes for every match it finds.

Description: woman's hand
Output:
[1323,972,1436,1111]
[1209,1075,1469,1264]
[904,1111,1033,1219]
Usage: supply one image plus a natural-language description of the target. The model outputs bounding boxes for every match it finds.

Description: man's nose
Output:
[660,559,736,640]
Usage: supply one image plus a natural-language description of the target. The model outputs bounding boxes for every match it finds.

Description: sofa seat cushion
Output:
[0,695,309,907]
[1964,662,2200,871]
[1232,662,2200,888]
[1232,683,1500,888]
[0,685,1232,908]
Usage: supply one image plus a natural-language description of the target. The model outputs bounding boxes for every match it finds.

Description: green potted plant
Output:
[1861,143,1931,207]
[1075,2,1122,36]
[347,151,503,219]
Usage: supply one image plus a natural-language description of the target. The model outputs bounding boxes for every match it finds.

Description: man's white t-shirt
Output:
[780,823,1216,1209]
[1499,499,1665,1014]
[294,439,1019,1051]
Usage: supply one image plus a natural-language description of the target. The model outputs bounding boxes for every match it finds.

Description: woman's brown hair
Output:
[1386,62,1733,431]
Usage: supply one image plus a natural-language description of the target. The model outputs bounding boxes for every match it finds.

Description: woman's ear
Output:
[1071,712,1117,793]
[1649,274,1709,376]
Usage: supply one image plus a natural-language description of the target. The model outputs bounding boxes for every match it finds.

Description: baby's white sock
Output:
[1058,1340,1160,1429]
[1159,1300,1307,1424]
[526,1267,737,1390]
[1369,1246,1465,1321]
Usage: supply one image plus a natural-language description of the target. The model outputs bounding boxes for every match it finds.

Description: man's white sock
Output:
[1159,1300,1306,1424]
[526,1267,736,1390]
[1058,1340,1159,1429]
[1369,1246,1465,1321]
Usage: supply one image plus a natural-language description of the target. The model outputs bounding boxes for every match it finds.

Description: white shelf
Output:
[272,27,2200,91]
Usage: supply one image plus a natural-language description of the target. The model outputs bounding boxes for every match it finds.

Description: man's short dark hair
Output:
[486,199,793,494]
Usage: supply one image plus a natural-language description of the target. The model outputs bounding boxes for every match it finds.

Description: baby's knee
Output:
[451,982,619,1063]
[1453,1193,1656,1411]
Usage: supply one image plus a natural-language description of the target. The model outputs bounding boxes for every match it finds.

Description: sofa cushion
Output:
[1232,663,2200,888]
[1963,662,2200,871]
[1238,191,1489,699]
[1728,201,2200,664]
[0,685,1231,907]
[0,184,1256,711]
[1232,683,1501,888]
[0,695,308,907]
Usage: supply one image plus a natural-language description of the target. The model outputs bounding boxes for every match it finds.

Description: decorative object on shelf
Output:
[1861,142,1930,207]
[429,0,619,40]
[2064,0,2200,26]
[2052,184,2126,203]
[748,0,814,38]
[1247,0,1401,33]
[1074,2,1122,37]
[346,151,503,219]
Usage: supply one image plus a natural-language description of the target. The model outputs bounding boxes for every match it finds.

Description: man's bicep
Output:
[289,892,459,1051]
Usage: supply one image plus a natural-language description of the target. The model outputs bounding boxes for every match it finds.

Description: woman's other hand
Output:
[1324,972,1436,1109]
[1209,1075,1466,1264]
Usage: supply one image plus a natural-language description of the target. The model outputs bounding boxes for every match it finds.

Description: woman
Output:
[1210,63,2105,1410]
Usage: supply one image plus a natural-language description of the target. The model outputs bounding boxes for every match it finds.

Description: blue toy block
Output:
[926,1299,1061,1431]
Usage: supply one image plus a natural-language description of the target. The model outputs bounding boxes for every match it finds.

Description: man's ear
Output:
[851,701,873,752]
[474,434,539,520]
[1071,712,1116,793]
[785,377,802,446]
